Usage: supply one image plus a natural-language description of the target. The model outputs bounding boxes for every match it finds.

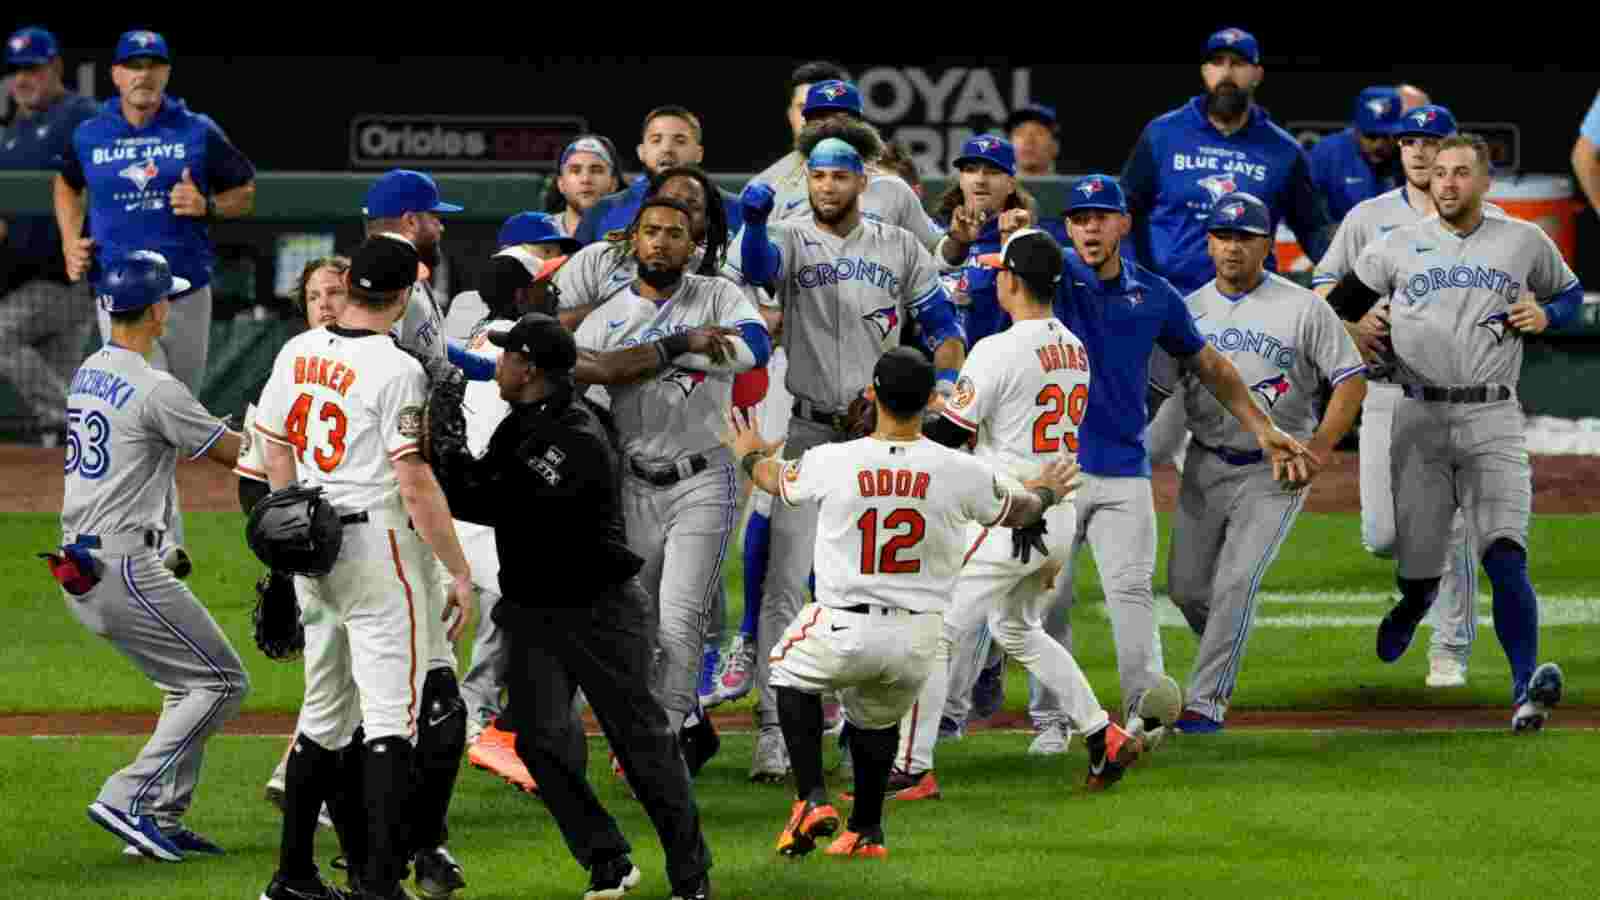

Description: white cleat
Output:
[1027,722,1072,756]
[1426,656,1468,688]
[1513,662,1564,733]
[749,726,792,784]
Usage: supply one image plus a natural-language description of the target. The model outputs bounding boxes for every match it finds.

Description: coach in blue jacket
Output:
[1310,87,1404,222]
[53,30,256,395]
[1119,27,1331,296]
[573,105,739,247]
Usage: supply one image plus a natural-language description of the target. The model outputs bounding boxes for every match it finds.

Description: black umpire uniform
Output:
[434,312,711,898]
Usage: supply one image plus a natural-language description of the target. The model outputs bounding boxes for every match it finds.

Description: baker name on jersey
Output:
[1400,264,1521,306]
[91,142,188,165]
[293,355,358,397]
[795,257,902,294]
[857,467,931,500]
[1202,326,1298,369]
[69,367,138,409]
[1036,340,1089,374]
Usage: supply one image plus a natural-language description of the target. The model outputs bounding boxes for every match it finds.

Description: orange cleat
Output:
[775,799,841,857]
[842,768,941,802]
[1085,722,1142,792]
[825,829,888,859]
[468,722,538,795]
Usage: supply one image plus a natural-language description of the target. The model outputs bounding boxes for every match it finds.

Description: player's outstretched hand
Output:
[444,573,476,643]
[740,183,776,225]
[947,202,990,246]
[722,406,781,461]
[1028,455,1083,505]
[1507,299,1550,335]
[997,208,1033,243]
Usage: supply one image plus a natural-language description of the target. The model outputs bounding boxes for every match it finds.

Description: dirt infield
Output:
[9,444,1600,515]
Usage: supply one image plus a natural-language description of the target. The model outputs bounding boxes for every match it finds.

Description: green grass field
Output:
[4,509,1599,898]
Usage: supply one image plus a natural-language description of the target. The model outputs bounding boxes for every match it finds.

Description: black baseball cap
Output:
[487,312,578,372]
[350,234,420,293]
[873,346,935,417]
[978,228,1065,296]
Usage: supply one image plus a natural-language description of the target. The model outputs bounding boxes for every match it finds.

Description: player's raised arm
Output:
[994,456,1082,530]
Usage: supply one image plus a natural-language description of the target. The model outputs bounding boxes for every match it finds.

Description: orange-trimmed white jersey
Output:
[778,436,1009,613]
[254,326,428,511]
[235,402,268,483]
[942,317,1090,483]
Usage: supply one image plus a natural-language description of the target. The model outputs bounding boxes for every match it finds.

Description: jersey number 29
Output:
[284,393,348,473]
[857,508,926,575]
[1033,383,1088,454]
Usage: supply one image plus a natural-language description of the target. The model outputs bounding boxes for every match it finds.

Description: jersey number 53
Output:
[1033,383,1088,454]
[283,393,348,473]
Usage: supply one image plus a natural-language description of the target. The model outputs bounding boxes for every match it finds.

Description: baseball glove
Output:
[252,570,305,661]
[844,390,876,440]
[421,361,469,481]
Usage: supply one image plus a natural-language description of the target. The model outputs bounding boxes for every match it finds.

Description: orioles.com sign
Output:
[350,115,588,170]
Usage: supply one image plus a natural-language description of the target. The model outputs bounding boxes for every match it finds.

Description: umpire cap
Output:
[873,347,935,418]
[246,484,344,577]
[488,312,578,373]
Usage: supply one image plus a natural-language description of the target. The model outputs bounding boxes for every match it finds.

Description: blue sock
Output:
[740,511,771,637]
[1396,576,1440,618]
[1482,539,1538,703]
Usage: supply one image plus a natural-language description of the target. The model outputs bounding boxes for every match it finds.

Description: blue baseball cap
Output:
[807,137,864,174]
[953,135,1016,177]
[1393,104,1457,139]
[1206,192,1272,237]
[1006,102,1058,134]
[1064,174,1127,215]
[1204,27,1259,65]
[803,80,863,119]
[97,251,191,312]
[363,169,463,218]
[6,27,58,68]
[113,30,170,65]
[1353,87,1404,136]
[497,212,580,254]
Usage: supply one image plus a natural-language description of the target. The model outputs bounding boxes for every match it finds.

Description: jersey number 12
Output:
[284,393,348,473]
[1033,383,1088,454]
[857,508,926,575]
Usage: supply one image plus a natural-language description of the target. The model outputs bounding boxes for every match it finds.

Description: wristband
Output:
[660,332,692,361]
[1030,485,1057,509]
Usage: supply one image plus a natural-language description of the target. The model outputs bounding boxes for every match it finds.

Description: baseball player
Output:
[895,229,1155,798]
[1327,133,1580,731]
[544,135,625,238]
[746,81,945,254]
[722,346,1082,859]
[571,195,771,741]
[729,136,968,782]
[1038,175,1308,751]
[255,235,475,900]
[1166,193,1367,733]
[1313,105,1487,688]
[1310,87,1404,223]
[54,250,247,863]
[936,135,1036,347]
[443,212,577,342]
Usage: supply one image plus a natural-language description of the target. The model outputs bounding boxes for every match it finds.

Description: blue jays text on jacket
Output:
[0,92,98,284]
[1309,128,1399,223]
[573,175,742,247]
[1052,250,1205,478]
[1119,96,1332,295]
[60,96,256,292]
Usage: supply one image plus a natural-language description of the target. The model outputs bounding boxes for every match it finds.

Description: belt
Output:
[1190,437,1265,467]
[836,603,925,617]
[629,453,710,488]
[340,512,369,525]
[792,398,851,433]
[1400,384,1513,404]
[336,508,414,530]
[65,530,161,554]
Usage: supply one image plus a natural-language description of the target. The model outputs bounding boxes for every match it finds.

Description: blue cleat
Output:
[88,802,183,862]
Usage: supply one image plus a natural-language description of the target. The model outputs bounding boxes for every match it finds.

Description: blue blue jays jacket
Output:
[60,96,255,292]
[573,174,742,247]
[0,92,98,286]
[943,214,1008,347]
[1120,96,1332,295]
[1053,250,1205,478]
[1309,128,1399,222]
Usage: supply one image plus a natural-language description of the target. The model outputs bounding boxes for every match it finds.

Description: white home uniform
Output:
[768,437,1011,728]
[573,274,767,733]
[1167,273,1365,722]
[62,344,247,839]
[254,326,440,749]
[1313,189,1504,668]
[896,318,1113,773]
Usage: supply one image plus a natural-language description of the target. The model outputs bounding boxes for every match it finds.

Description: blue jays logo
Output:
[1250,374,1291,410]
[1218,201,1247,222]
[662,367,707,397]
[972,137,998,154]
[863,305,900,341]
[1365,97,1392,118]
[1199,174,1238,203]
[818,82,847,100]
[120,158,159,191]
[1409,109,1436,129]
[1478,311,1512,343]
[8,35,30,53]
[129,31,158,48]
[1078,178,1105,198]
[1217,28,1247,44]
[1127,290,1143,307]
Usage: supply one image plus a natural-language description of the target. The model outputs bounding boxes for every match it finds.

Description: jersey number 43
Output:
[1033,383,1088,454]
[283,393,348,473]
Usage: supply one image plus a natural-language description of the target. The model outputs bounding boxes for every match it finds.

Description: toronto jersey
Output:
[573,275,764,464]
[1314,188,1506,289]
[1353,214,1579,388]
[1181,273,1365,452]
[941,318,1091,483]
[778,437,1010,614]
[62,344,226,538]
[393,281,447,364]
[254,327,429,511]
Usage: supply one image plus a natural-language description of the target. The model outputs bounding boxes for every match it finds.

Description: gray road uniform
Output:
[1350,214,1578,578]
[748,154,944,252]
[727,215,955,738]
[59,343,247,834]
[1168,274,1366,722]
[573,274,768,734]
[1313,189,1504,665]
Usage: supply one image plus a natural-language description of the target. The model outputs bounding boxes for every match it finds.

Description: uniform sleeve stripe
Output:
[189,424,226,460]
[389,443,421,461]
[1331,365,1367,386]
[1310,274,1339,286]
[234,465,267,482]
[942,409,977,432]
[1147,378,1173,399]
[983,487,1013,528]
